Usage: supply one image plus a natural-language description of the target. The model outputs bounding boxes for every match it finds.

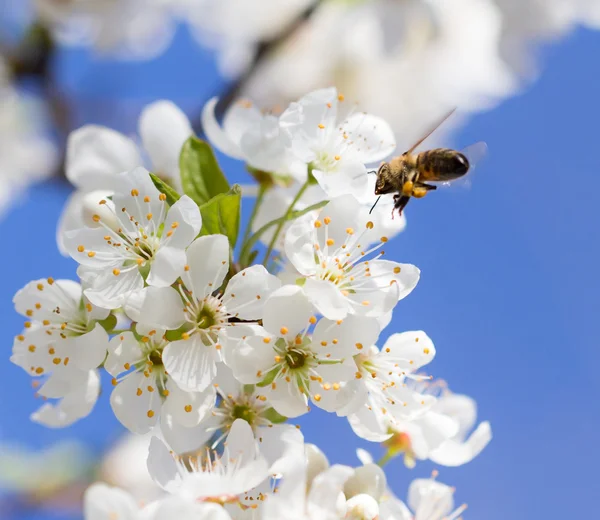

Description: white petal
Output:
[429,421,492,467]
[31,370,100,428]
[13,278,81,319]
[433,393,478,440]
[263,285,313,338]
[162,337,218,392]
[110,372,161,434]
[264,379,309,418]
[224,419,259,468]
[162,383,216,428]
[84,483,139,520]
[303,278,349,321]
[366,260,420,301]
[139,100,192,183]
[56,191,87,256]
[68,323,109,370]
[312,315,380,358]
[312,162,370,202]
[307,464,354,520]
[64,228,124,268]
[314,194,362,248]
[347,406,391,443]
[257,424,305,476]
[201,97,244,159]
[147,246,186,287]
[112,167,163,225]
[162,195,203,250]
[185,235,230,299]
[341,113,396,164]
[160,413,216,455]
[124,286,185,330]
[283,212,318,276]
[150,497,231,520]
[147,436,181,492]
[408,479,455,518]
[382,331,435,370]
[83,269,144,309]
[223,265,281,320]
[105,332,142,377]
[66,125,141,190]
[229,334,274,384]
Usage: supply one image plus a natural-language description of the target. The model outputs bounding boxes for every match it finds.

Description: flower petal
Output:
[429,421,492,467]
[110,372,161,434]
[185,235,230,299]
[66,125,141,190]
[223,265,281,320]
[263,285,313,338]
[139,100,192,184]
[105,332,142,377]
[201,97,244,159]
[68,323,109,371]
[160,413,216,455]
[147,246,186,287]
[82,268,144,309]
[229,333,273,384]
[124,286,185,330]
[313,315,380,358]
[162,383,216,428]
[147,436,181,492]
[84,483,139,520]
[303,278,349,321]
[284,212,318,276]
[382,331,435,370]
[341,113,396,164]
[264,379,309,418]
[366,260,420,301]
[162,337,218,392]
[162,195,203,250]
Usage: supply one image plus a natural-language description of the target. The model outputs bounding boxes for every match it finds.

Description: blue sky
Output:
[0,24,599,520]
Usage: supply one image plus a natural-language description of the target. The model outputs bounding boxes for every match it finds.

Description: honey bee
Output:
[370,109,487,216]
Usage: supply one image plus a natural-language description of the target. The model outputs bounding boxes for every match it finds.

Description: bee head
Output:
[374,163,391,195]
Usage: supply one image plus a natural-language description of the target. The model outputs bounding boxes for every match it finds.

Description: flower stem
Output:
[262,180,310,266]
[241,183,268,250]
[377,452,394,467]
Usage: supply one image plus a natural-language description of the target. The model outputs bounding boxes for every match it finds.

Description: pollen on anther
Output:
[136,388,143,396]
[366,221,374,229]
[92,214,101,223]
[47,277,54,285]
[326,238,335,246]
[424,348,430,354]
[314,220,322,228]
[393,267,401,274]
[321,341,328,347]
[333,383,340,390]
[111,378,118,386]
[146,213,153,220]
[184,405,192,413]
[113,269,121,276]
[181,332,190,340]
[318,124,325,129]
[280,327,288,335]
[144,196,151,203]
[309,316,317,324]
[263,337,271,344]
[184,265,190,271]
[324,217,331,225]
[87,251,96,258]
[314,394,322,402]
[381,236,389,243]
[131,189,139,197]
[159,193,167,201]
[147,410,155,418]
[334,155,341,161]
[355,343,363,350]
[338,94,345,101]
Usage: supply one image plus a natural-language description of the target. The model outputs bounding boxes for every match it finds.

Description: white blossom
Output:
[230,285,380,418]
[58,100,193,253]
[284,195,419,320]
[64,167,202,308]
[280,87,396,201]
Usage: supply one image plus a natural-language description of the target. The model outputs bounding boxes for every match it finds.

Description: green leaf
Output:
[97,314,117,333]
[150,173,181,206]
[199,184,242,249]
[262,407,288,424]
[180,137,230,205]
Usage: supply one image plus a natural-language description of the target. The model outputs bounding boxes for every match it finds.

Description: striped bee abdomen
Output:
[416,148,469,182]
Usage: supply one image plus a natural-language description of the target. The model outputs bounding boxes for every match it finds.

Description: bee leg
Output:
[412,182,437,199]
[393,194,411,218]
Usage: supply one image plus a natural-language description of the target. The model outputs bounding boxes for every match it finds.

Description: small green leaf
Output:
[199,184,242,249]
[262,407,288,424]
[150,173,181,206]
[180,137,230,205]
[256,366,280,388]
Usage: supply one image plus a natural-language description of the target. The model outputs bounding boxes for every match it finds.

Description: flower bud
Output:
[345,493,380,520]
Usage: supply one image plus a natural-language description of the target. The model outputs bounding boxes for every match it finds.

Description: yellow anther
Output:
[112,378,118,386]
[332,339,338,344]
[87,251,96,258]
[185,405,192,413]
[326,238,335,246]
[137,258,144,265]
[356,343,363,350]
[323,383,331,390]
[35,367,44,374]
[86,303,93,313]
[334,155,341,161]
[184,265,190,271]
[274,355,282,363]
[333,383,340,390]
[147,386,154,392]
[146,213,153,220]
[113,268,120,276]
[314,220,322,228]
[143,196,150,203]
[336,320,343,325]
[309,316,317,324]
[324,217,331,225]
[171,222,179,229]
[92,214,101,223]
[362,300,370,306]
[338,94,345,101]
[52,358,61,365]
[136,388,143,396]
[131,189,139,196]
[28,345,36,352]
[147,410,155,418]
[381,236,388,243]
[393,267,401,274]
[159,193,167,201]
[295,336,303,345]
[37,283,44,291]
[263,337,271,344]
[280,327,289,335]
[47,277,54,285]
[181,332,190,340]
[314,394,322,402]
[26,310,33,317]
[424,348,430,354]
[42,320,50,326]
[366,221,374,229]
[321,341,327,346]
[318,124,325,129]
[124,363,131,370]
[35,303,41,309]
[346,227,354,235]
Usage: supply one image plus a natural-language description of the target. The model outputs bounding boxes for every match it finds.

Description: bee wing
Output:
[404,108,457,155]
[438,141,488,190]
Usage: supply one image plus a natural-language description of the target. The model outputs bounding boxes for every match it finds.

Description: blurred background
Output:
[0,0,599,518]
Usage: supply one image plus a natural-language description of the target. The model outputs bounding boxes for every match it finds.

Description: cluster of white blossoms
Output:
[11,87,491,518]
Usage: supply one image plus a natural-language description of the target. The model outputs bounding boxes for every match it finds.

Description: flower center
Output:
[231,404,256,423]
[285,350,306,369]
[148,348,164,367]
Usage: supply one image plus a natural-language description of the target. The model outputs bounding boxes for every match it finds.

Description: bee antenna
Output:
[367,169,377,175]
[369,196,381,214]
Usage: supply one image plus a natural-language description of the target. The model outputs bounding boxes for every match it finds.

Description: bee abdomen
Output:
[417,148,469,182]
